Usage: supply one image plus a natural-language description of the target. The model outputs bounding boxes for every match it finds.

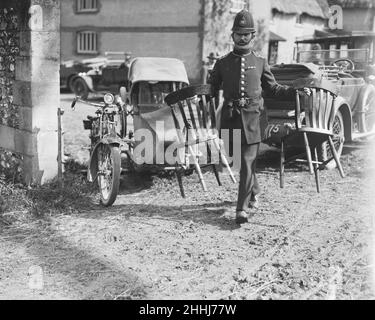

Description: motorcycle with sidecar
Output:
[71,57,235,206]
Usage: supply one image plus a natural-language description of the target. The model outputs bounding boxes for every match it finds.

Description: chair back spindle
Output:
[165,84,218,141]
[293,78,339,133]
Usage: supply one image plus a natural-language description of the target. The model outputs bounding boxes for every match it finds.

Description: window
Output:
[329,44,338,59]
[340,43,348,58]
[77,31,98,54]
[230,0,246,14]
[295,14,302,25]
[76,0,98,13]
[268,41,279,65]
[271,10,277,23]
[138,82,174,105]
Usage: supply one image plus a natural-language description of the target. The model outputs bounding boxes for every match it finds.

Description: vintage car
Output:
[264,47,375,165]
[60,59,92,92]
[70,51,132,99]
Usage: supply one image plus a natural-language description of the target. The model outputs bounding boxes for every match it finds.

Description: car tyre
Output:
[72,77,89,100]
[358,85,375,133]
[318,109,345,169]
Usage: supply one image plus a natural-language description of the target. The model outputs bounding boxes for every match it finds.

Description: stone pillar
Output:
[13,0,60,184]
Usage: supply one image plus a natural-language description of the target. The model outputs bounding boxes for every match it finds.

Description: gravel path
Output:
[0,94,374,300]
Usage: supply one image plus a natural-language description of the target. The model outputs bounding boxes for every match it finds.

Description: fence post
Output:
[57,107,64,183]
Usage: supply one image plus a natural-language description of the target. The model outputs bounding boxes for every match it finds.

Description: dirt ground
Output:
[0,93,374,300]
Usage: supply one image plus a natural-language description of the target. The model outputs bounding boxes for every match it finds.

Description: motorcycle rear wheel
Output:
[97,144,121,206]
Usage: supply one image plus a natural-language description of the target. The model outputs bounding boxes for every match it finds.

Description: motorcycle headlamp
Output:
[104,93,114,104]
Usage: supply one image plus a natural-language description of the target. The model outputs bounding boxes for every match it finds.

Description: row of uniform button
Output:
[240,57,246,97]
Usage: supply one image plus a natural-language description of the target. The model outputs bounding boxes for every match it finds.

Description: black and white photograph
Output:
[0,0,375,303]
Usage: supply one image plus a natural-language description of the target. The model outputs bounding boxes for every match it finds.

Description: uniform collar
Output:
[232,47,252,56]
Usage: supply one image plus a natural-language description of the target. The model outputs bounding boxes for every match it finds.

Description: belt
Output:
[226,98,252,118]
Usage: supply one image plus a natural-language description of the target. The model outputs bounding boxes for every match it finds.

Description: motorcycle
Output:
[71,92,129,206]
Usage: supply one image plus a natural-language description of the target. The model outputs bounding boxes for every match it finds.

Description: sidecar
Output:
[81,58,236,205]
[124,57,190,171]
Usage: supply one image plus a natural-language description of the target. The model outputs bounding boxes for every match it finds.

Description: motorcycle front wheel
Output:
[97,144,121,206]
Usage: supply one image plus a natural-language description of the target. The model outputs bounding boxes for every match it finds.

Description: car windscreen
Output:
[297,49,369,71]
[138,81,174,105]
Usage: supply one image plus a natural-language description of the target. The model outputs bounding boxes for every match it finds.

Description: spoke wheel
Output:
[97,144,121,206]
[359,87,375,133]
[318,110,345,169]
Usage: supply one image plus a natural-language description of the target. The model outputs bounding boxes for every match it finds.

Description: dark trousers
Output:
[236,143,261,212]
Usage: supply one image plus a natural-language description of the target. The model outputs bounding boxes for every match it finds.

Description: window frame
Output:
[295,14,303,26]
[76,0,99,14]
[76,30,99,55]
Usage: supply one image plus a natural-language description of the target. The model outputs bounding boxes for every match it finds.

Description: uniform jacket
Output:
[209,50,295,144]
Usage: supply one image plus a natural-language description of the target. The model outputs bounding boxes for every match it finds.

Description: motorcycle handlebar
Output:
[71,96,113,109]
[71,96,122,114]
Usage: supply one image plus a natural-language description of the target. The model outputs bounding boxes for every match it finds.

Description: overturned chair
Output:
[279,78,345,192]
[164,84,236,197]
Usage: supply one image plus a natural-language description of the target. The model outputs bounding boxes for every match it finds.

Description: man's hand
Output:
[303,87,311,96]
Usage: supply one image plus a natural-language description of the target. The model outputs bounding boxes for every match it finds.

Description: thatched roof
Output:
[272,0,328,18]
[327,0,375,8]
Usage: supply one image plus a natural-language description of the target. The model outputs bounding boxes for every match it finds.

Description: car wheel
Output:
[318,109,345,169]
[359,86,375,133]
[67,75,78,93]
[72,77,89,99]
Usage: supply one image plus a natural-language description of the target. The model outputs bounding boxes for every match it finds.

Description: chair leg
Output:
[213,138,236,183]
[188,145,207,191]
[280,139,285,188]
[176,169,185,198]
[206,139,221,186]
[303,132,314,174]
[212,164,222,186]
[328,136,345,178]
[313,147,320,193]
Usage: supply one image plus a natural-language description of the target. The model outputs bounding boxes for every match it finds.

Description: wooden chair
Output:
[164,84,236,197]
[280,78,345,192]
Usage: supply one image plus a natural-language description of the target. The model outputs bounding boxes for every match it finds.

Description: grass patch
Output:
[0,161,97,224]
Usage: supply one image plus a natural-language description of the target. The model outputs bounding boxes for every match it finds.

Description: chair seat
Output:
[297,127,333,135]
[279,79,345,193]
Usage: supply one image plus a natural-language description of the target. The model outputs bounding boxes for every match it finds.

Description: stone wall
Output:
[0,5,23,182]
[0,0,60,185]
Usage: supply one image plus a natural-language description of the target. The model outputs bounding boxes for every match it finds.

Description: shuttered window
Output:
[77,0,98,12]
[77,31,98,54]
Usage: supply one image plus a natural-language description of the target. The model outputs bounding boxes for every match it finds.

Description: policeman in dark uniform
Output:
[209,10,309,224]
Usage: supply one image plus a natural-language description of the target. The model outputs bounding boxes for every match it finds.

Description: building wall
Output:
[342,8,375,31]
[60,0,203,82]
[61,0,201,27]
[341,8,375,63]
[270,13,326,63]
